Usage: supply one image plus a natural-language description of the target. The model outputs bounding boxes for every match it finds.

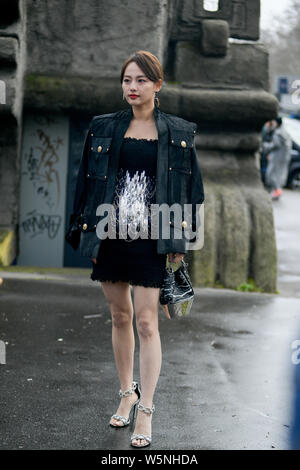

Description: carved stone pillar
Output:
[162,0,278,291]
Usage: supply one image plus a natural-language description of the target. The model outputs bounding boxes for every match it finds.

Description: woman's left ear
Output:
[155,79,163,92]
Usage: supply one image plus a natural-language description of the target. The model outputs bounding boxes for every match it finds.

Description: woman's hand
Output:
[91,258,97,264]
[168,252,185,264]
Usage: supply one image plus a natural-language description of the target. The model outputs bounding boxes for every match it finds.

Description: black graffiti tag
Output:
[21,211,61,239]
[23,129,63,209]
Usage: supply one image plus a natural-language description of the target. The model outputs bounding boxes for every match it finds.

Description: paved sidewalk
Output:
[0,189,299,450]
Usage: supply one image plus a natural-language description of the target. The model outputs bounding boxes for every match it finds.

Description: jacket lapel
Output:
[154,106,169,206]
[103,109,132,204]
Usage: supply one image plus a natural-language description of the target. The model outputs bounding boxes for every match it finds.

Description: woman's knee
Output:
[111,307,133,328]
[136,313,158,339]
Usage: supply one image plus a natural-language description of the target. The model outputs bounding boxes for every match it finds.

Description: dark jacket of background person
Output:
[260,122,274,184]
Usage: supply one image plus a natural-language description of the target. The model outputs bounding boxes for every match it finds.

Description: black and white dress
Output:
[90,137,167,287]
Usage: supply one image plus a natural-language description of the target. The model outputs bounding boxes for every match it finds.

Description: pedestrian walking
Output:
[65,50,205,448]
[260,120,274,184]
[263,117,292,200]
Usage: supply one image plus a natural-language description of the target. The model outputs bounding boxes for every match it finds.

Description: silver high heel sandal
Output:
[130,402,155,448]
[109,381,141,428]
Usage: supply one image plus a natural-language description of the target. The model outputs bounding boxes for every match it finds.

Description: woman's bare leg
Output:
[100,281,139,426]
[131,285,162,446]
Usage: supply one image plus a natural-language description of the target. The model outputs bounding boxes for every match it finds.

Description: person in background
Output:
[262,117,292,200]
[260,120,274,185]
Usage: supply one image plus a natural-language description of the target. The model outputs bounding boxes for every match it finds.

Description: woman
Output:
[66,50,204,448]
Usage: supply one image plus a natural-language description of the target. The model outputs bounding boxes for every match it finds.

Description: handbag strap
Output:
[166,255,188,273]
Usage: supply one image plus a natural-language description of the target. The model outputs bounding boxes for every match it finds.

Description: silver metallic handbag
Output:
[159,258,194,319]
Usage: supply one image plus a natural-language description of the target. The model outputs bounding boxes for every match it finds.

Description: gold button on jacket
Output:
[181,140,187,148]
[82,223,88,230]
[97,146,102,153]
[181,220,188,228]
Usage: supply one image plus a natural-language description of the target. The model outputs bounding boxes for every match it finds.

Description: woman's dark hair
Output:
[120,50,163,107]
[275,116,282,127]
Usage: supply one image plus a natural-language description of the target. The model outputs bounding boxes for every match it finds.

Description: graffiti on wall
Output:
[21,210,61,239]
[22,129,63,210]
[18,113,69,266]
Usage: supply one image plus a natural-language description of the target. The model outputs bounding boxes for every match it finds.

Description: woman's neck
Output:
[131,103,155,122]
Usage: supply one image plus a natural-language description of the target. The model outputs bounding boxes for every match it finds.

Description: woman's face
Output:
[122,61,161,107]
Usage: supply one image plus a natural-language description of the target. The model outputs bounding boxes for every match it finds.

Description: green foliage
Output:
[212,277,278,294]
[236,278,264,293]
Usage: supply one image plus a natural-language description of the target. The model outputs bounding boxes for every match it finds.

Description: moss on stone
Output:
[25,74,69,91]
[209,277,278,294]
[0,230,15,267]
[165,81,180,86]
[236,277,273,293]
[178,41,200,53]
[213,280,225,289]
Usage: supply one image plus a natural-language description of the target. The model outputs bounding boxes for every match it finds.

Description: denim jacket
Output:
[65,105,205,259]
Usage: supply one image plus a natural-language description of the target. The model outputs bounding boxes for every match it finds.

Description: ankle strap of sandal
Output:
[138,402,155,414]
[118,381,138,398]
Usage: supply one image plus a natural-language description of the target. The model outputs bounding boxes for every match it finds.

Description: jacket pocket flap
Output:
[169,129,195,148]
[78,213,99,232]
[91,136,112,157]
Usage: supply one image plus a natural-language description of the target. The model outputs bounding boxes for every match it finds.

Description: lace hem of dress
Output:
[90,274,162,288]
[123,137,158,142]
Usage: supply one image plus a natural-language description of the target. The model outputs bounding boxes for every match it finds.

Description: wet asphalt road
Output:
[0,188,300,450]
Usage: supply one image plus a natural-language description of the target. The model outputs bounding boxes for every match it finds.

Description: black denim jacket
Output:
[65,105,205,259]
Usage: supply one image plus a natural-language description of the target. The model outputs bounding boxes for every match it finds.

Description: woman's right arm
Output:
[71,128,92,220]
[65,121,93,250]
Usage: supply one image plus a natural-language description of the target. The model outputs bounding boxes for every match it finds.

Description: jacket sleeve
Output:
[262,131,282,153]
[71,128,91,219]
[189,131,205,234]
[65,121,93,250]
